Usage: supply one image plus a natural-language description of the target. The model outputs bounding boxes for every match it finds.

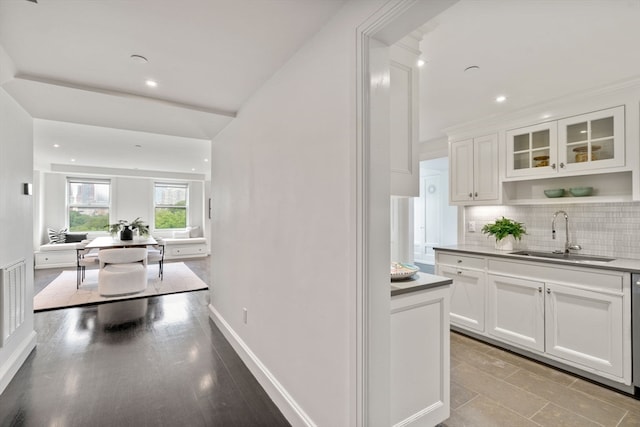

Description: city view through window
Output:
[68,179,110,232]
[155,183,188,229]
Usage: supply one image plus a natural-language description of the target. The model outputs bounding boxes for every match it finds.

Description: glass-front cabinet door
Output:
[506,122,557,178]
[558,106,625,172]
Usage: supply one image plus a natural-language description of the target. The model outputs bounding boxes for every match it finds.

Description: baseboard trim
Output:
[208,304,316,427]
[0,331,37,394]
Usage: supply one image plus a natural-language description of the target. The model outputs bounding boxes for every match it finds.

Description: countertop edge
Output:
[434,245,640,273]
[390,272,452,297]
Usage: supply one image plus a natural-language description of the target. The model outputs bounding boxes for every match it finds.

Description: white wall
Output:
[208,1,387,425]
[35,172,206,247]
[0,86,36,393]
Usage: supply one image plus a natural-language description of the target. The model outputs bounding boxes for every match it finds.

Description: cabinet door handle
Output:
[457,259,462,263]
[538,286,542,293]
[457,270,462,275]
[474,192,478,197]
[546,288,551,294]
[468,192,473,198]
[551,163,556,169]
[560,162,565,168]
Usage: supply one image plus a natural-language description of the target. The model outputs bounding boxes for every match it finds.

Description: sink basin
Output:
[509,250,615,263]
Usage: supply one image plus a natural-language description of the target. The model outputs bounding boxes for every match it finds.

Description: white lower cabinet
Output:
[486,274,544,352]
[439,265,485,333]
[436,250,631,386]
[486,258,630,384]
[545,282,624,378]
[391,285,450,427]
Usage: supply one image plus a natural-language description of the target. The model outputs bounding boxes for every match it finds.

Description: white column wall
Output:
[208,1,386,425]
[0,87,36,393]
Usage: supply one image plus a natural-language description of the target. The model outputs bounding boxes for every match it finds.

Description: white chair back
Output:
[99,248,148,268]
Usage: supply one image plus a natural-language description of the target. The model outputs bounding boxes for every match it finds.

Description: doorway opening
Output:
[413,157,457,269]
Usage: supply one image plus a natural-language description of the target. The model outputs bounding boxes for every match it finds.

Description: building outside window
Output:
[154,182,188,229]
[67,178,111,232]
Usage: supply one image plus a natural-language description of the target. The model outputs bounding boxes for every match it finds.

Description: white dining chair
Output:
[98,248,148,296]
[76,241,99,289]
[147,243,165,280]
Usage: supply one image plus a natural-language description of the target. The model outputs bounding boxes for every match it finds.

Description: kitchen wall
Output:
[464,202,640,260]
[34,172,206,249]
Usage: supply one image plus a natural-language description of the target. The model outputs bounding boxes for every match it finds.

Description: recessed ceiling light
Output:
[191,168,196,171]
[204,158,209,162]
[53,144,60,148]
[417,59,426,67]
[70,158,76,162]
[130,54,148,64]
[541,114,551,119]
[145,79,158,88]
[495,95,507,103]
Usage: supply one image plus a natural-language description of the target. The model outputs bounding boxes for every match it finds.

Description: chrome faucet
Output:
[552,210,582,254]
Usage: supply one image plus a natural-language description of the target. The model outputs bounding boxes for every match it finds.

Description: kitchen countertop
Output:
[434,244,640,273]
[390,271,452,296]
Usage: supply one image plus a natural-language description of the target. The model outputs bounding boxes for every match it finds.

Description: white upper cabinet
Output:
[558,106,625,172]
[506,122,558,178]
[506,106,625,178]
[450,134,499,204]
[390,34,421,197]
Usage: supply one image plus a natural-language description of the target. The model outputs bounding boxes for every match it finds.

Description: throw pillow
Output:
[172,230,190,239]
[47,227,67,244]
[187,226,202,238]
[65,233,88,243]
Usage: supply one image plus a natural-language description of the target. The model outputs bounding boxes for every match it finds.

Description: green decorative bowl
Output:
[569,187,593,197]
[544,188,565,198]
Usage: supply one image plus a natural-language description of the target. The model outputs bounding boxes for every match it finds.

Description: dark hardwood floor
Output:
[3,259,290,426]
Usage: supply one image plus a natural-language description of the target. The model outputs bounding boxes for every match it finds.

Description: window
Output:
[67,178,111,232]
[154,183,188,229]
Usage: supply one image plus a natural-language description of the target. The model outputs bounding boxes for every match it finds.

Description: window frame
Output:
[66,177,112,233]
[153,182,189,230]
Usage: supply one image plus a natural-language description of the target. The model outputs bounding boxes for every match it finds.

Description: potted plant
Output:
[108,217,149,240]
[481,216,526,251]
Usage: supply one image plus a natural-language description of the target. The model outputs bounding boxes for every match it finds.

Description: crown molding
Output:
[13,74,237,118]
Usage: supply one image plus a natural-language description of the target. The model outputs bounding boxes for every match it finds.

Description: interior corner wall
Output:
[208,1,386,425]
[0,88,37,394]
[418,136,448,161]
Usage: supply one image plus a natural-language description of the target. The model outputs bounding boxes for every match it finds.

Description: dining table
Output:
[85,236,158,249]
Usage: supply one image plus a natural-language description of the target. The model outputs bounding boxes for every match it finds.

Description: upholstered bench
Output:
[35,242,85,269]
[160,237,207,260]
[35,230,91,269]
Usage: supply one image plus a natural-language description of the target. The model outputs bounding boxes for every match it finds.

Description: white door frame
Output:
[354,1,458,425]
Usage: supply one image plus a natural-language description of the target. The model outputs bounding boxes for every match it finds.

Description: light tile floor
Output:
[445,332,640,427]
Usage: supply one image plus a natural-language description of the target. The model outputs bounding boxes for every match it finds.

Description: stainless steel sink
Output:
[509,250,615,263]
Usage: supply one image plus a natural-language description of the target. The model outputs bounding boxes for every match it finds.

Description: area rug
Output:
[34,262,208,312]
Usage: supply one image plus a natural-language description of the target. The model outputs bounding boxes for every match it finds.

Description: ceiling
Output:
[0,0,346,177]
[2,0,640,176]
[418,0,640,142]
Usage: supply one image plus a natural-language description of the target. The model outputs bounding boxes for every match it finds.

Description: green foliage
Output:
[69,210,109,232]
[108,217,150,236]
[155,208,186,229]
[481,216,526,241]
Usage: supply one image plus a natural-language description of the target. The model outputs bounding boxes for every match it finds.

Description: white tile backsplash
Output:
[464,202,640,259]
